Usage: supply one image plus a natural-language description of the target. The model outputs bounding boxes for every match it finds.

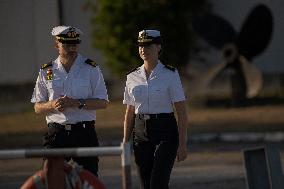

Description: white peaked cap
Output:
[138,30,160,38]
[51,26,83,36]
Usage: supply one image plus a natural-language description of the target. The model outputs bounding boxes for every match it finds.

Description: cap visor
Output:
[60,40,81,44]
[137,42,153,46]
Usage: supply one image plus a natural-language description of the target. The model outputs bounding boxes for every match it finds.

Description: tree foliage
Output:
[89,0,211,76]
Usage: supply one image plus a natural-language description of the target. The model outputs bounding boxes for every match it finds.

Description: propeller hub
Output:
[221,43,238,64]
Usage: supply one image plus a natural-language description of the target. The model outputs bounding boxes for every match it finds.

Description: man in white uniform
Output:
[31,26,108,176]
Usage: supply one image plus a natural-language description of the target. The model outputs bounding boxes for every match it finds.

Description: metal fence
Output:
[0,143,131,189]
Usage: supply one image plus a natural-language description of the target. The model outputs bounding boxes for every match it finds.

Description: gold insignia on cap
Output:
[56,36,80,41]
[138,31,153,43]
[67,31,77,38]
[54,26,81,44]
[138,38,152,42]
[141,31,147,38]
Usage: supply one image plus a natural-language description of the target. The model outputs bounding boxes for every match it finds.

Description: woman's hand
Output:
[174,101,189,162]
[177,143,187,162]
[123,105,135,144]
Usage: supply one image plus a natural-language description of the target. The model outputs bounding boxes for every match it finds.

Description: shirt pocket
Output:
[46,79,63,97]
[131,86,145,103]
[150,86,167,102]
[72,79,89,98]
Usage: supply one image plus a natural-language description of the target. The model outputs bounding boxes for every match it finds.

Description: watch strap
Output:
[78,99,86,109]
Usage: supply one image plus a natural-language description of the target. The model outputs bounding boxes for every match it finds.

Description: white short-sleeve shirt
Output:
[31,54,108,124]
[123,61,186,114]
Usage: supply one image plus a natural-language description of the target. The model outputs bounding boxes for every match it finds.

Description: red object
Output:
[20,162,106,189]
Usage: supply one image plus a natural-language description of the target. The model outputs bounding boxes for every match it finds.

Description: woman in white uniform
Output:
[123,29,188,189]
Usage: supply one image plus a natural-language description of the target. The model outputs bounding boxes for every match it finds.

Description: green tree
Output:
[89,0,211,76]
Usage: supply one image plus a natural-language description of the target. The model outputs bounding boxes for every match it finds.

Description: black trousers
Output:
[133,113,179,189]
[43,121,99,176]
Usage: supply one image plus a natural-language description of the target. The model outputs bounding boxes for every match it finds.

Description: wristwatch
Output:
[78,99,86,109]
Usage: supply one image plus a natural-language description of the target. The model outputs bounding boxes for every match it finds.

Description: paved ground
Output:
[1,143,283,189]
[1,104,283,188]
[0,155,246,189]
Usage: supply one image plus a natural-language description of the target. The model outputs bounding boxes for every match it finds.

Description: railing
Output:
[0,142,131,189]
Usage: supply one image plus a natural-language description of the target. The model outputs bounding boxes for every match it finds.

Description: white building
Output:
[0,0,103,85]
[0,0,283,86]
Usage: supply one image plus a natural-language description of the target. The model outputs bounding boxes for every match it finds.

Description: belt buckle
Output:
[143,114,150,120]
[65,124,72,131]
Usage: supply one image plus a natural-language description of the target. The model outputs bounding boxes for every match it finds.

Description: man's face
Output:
[55,41,79,58]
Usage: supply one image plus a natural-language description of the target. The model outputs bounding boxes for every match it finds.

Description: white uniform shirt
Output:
[31,54,108,124]
[123,61,186,114]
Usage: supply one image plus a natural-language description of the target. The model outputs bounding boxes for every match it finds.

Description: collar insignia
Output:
[126,67,140,75]
[40,62,52,69]
[85,59,97,67]
[164,64,175,72]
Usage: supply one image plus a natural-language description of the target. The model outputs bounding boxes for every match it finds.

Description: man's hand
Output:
[52,96,78,111]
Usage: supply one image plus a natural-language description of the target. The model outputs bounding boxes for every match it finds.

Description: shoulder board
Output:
[126,67,140,75]
[85,59,97,67]
[40,62,52,69]
[164,64,176,72]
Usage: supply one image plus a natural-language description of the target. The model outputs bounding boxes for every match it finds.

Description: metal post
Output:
[243,145,284,189]
[121,142,131,189]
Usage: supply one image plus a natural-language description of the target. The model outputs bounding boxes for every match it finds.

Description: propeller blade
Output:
[239,55,263,98]
[193,14,237,49]
[237,4,273,60]
[192,61,227,93]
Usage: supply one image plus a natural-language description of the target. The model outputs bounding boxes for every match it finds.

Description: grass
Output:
[1,102,284,134]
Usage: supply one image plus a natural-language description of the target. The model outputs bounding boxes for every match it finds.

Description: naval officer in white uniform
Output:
[123,29,188,189]
[31,25,108,176]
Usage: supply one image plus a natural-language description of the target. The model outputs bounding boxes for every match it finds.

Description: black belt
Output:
[136,113,174,120]
[48,120,95,131]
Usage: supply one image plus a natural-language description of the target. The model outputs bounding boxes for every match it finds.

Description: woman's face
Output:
[139,44,161,62]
